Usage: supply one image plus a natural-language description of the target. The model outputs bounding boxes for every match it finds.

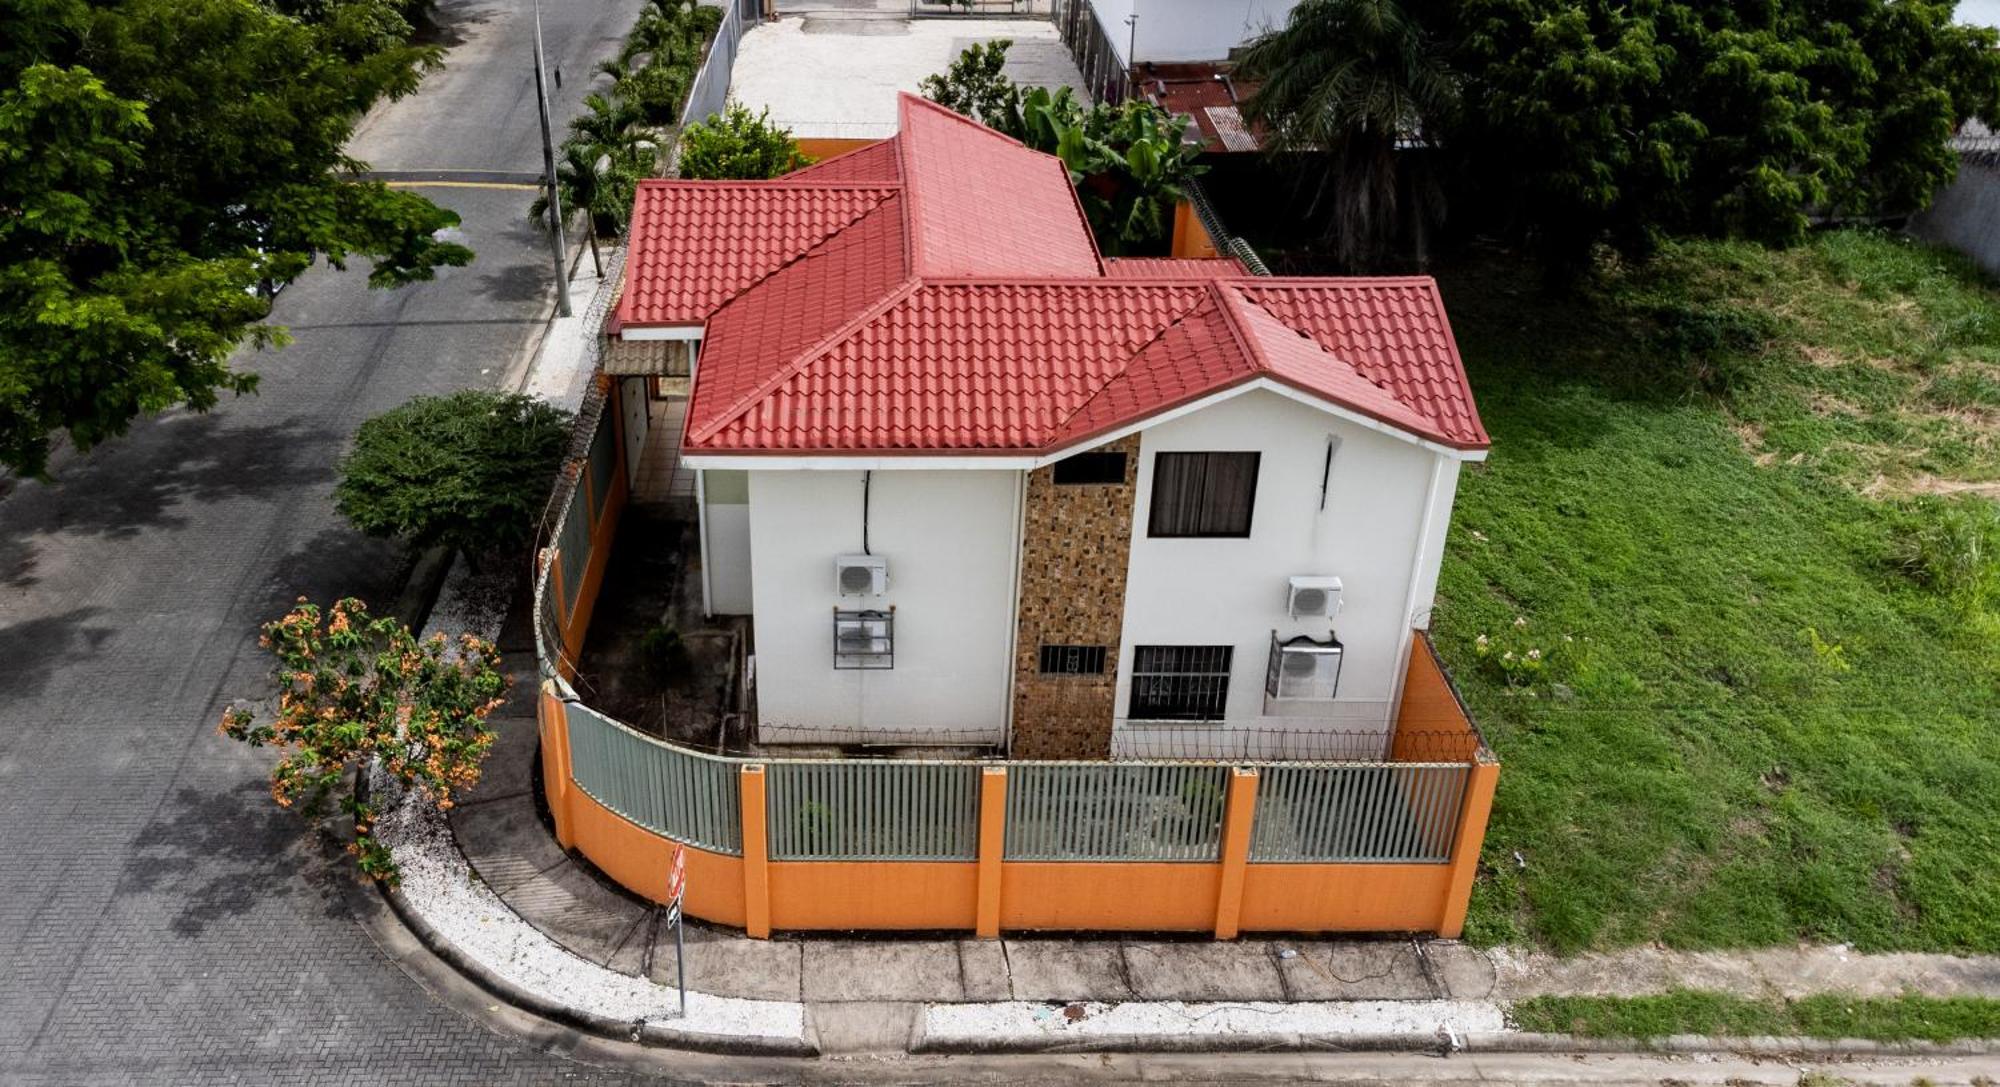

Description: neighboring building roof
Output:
[621,93,1488,456]
[1138,65,1264,153]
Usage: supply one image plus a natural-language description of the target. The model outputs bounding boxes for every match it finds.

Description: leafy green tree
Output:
[918,39,1020,128]
[1237,0,1456,270]
[1448,0,2000,273]
[0,0,474,477]
[677,103,813,179]
[221,597,506,881]
[335,390,572,560]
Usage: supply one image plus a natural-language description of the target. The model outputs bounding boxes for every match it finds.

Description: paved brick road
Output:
[0,1,672,1081]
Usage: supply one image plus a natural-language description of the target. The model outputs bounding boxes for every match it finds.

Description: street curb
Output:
[912,1026,2000,1058]
[354,776,817,1059]
[370,878,814,1058]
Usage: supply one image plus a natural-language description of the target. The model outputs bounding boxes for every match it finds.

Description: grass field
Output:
[1430,231,2000,954]
[1509,991,2000,1043]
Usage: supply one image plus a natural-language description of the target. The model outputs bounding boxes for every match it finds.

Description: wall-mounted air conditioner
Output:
[835,554,887,597]
[1266,632,1344,701]
[1286,575,1343,619]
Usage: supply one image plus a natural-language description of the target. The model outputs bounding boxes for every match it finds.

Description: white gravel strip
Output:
[925,999,1508,1043]
[374,776,807,1042]
[421,554,511,645]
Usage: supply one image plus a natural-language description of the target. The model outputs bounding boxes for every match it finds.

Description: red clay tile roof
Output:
[624,93,1488,455]
[1104,256,1251,279]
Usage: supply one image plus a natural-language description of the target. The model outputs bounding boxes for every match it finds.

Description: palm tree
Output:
[1236,0,1457,271]
[567,92,646,153]
[531,145,619,277]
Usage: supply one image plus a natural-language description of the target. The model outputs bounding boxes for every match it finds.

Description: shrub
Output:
[677,102,811,179]
[619,61,691,125]
[336,390,572,560]
[220,598,506,881]
[638,622,693,685]
[1891,496,2000,619]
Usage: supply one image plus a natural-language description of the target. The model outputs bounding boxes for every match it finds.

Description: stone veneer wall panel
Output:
[1009,436,1140,759]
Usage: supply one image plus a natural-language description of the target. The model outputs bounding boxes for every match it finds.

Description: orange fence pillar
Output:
[975,766,1008,938]
[538,684,576,849]
[1213,767,1259,939]
[1436,755,1501,938]
[739,764,772,939]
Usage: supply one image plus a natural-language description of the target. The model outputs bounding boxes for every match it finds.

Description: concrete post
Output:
[1213,767,1259,939]
[739,764,771,939]
[975,766,1008,938]
[1437,755,1500,938]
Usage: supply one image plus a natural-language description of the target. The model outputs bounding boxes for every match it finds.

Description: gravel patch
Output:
[374,776,807,1042]
[924,998,1507,1042]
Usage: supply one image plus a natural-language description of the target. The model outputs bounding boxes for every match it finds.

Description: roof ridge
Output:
[631,178,900,191]
[689,276,923,445]
[1222,283,1418,408]
[897,91,1032,150]
[1047,288,1224,439]
[622,187,897,330]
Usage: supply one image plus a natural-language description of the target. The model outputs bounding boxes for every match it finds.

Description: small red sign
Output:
[667,844,686,905]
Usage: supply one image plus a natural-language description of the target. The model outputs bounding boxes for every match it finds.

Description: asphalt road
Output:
[0,0,662,1082]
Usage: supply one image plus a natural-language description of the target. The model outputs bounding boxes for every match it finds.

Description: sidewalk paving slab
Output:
[807,1001,922,1055]
[1273,941,1435,1001]
[1123,940,1287,1002]
[999,939,1133,1002]
[802,939,968,1002]
[957,938,1014,1001]
[649,925,806,1002]
[454,792,567,896]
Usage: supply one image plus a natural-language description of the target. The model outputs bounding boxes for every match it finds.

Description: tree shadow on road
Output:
[0,607,114,700]
[122,782,353,938]
[0,413,343,544]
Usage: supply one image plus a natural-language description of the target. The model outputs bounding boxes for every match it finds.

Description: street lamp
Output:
[531,0,572,317]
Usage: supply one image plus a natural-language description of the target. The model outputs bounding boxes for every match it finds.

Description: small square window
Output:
[1052,451,1127,485]
[1038,644,1108,675]
[833,609,893,669]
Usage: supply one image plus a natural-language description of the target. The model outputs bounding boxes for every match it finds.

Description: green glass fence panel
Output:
[565,701,742,854]
[1248,764,1467,863]
[1003,763,1227,862]
[766,761,980,860]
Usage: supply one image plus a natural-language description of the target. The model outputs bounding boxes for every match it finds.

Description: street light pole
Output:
[531,0,572,317]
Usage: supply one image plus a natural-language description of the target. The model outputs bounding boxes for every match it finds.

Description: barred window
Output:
[1038,644,1108,675]
[1148,452,1259,537]
[1129,645,1232,720]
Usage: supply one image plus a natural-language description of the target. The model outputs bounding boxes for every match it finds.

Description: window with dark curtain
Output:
[1147,452,1260,537]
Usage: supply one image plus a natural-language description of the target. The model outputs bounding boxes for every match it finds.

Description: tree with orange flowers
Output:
[221,597,507,881]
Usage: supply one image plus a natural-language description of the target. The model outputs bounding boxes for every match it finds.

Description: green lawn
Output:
[1509,991,2000,1043]
[1431,231,2000,954]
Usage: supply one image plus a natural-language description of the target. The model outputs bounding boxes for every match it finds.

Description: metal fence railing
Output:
[767,761,981,860]
[682,0,761,131]
[1249,763,1467,863]
[1003,762,1228,861]
[1052,0,1131,105]
[567,700,745,854]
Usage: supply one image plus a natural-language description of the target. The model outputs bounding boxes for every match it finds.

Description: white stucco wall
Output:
[745,469,1021,739]
[1090,0,1301,66]
[1115,389,1460,744]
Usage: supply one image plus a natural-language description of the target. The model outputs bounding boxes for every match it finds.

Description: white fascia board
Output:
[680,378,1488,470]
[681,453,1039,470]
[619,325,705,342]
[1029,379,1488,466]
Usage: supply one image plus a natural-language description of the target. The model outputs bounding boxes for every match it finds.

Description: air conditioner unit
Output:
[1266,632,1344,701]
[1286,575,1343,619]
[835,554,887,597]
